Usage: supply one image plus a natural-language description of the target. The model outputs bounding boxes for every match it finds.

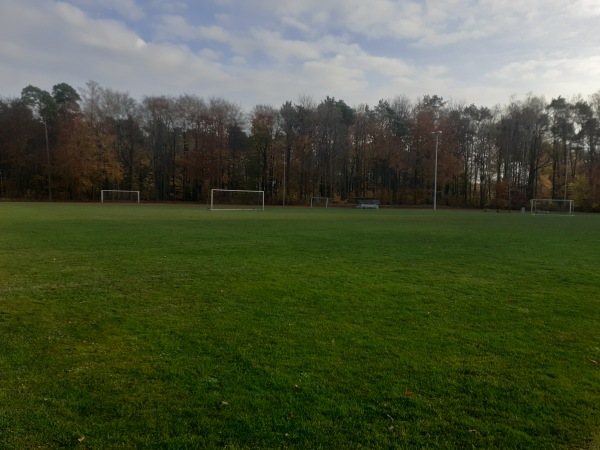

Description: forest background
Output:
[1,81,598,210]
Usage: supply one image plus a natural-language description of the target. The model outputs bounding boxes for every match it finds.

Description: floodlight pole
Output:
[283,149,286,206]
[431,131,442,211]
[42,119,52,201]
[564,150,569,201]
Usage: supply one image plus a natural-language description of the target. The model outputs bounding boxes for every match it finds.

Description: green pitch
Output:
[1,203,599,449]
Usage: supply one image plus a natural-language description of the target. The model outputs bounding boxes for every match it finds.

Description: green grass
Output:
[1,203,599,449]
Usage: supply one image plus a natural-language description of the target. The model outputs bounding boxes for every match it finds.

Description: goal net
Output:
[101,190,140,203]
[310,197,331,208]
[210,189,265,210]
[530,199,574,216]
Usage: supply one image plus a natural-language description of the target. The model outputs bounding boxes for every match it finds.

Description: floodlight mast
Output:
[431,131,442,211]
[43,119,52,201]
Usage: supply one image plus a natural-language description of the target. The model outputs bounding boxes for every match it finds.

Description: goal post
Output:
[310,197,331,208]
[530,199,574,216]
[101,190,140,203]
[210,189,265,211]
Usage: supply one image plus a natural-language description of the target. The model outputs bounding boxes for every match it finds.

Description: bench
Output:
[356,199,380,209]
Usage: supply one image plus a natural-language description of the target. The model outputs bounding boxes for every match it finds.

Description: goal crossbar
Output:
[310,197,331,208]
[210,189,265,211]
[101,190,140,203]
[530,199,574,216]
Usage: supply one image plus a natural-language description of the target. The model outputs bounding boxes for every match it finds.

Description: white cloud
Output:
[1,0,600,111]
[246,29,321,61]
[482,56,600,104]
[199,25,232,43]
[107,0,145,21]
[280,16,313,34]
[0,1,231,98]
[156,15,234,45]
[302,58,368,93]
[66,0,145,21]
[489,56,600,84]
[156,15,201,41]
[55,3,146,52]
[151,0,188,14]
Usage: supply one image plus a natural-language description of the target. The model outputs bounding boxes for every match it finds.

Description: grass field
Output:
[1,202,599,449]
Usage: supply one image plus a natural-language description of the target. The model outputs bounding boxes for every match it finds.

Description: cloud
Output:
[156,15,234,47]
[1,0,600,112]
[488,56,600,94]
[0,1,231,98]
[156,15,201,41]
[66,0,145,21]
[151,1,188,14]
[248,0,427,41]
[55,2,146,52]
[280,16,313,34]
[245,29,322,62]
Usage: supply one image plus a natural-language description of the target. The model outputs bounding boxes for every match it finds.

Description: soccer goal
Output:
[101,190,140,203]
[530,199,574,216]
[310,197,331,208]
[210,189,265,211]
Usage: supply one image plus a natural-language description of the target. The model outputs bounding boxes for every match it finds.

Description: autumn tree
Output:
[547,96,574,200]
[20,85,57,199]
[249,105,281,198]
[53,113,122,199]
[407,95,446,204]
[140,95,176,200]
[372,98,411,203]
[349,104,375,199]
[279,96,317,203]
[0,98,40,197]
[2,83,599,209]
[311,97,354,200]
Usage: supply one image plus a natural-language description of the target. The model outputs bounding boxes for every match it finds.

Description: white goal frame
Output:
[101,190,140,203]
[310,196,331,208]
[530,199,574,216]
[210,189,265,211]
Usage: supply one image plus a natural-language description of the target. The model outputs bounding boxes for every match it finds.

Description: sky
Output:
[2,0,600,111]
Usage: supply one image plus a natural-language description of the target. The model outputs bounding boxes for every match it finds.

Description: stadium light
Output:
[42,119,52,201]
[431,131,442,211]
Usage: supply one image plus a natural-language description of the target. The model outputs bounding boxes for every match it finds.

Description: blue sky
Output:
[2,0,600,110]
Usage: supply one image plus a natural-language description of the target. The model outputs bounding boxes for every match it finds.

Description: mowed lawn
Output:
[0,203,599,449]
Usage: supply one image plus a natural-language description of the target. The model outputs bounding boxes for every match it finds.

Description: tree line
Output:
[1,81,598,210]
